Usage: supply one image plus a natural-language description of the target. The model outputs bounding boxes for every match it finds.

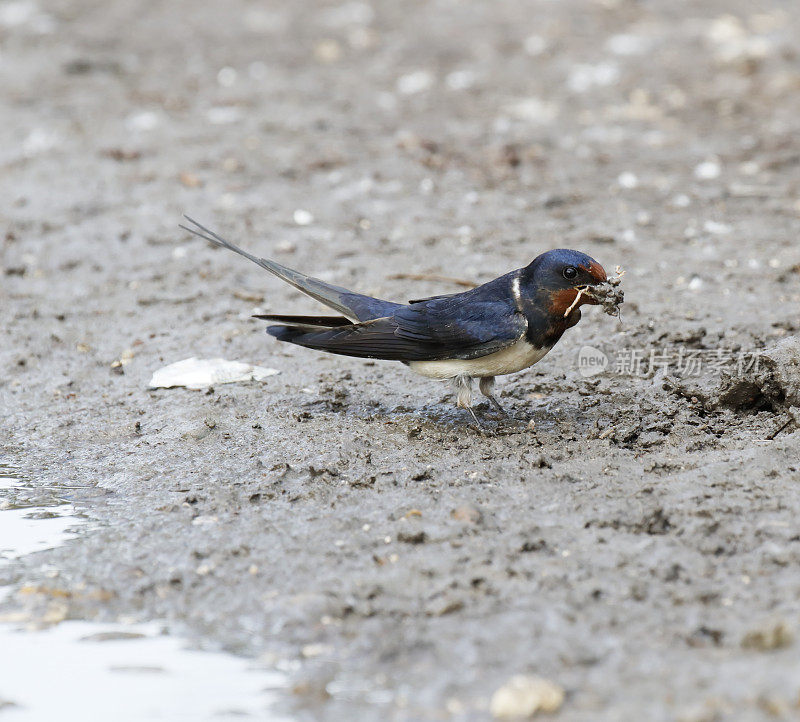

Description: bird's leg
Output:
[453,374,473,409]
[453,375,484,431]
[479,376,508,417]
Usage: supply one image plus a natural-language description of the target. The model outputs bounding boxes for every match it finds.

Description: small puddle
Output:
[0,464,292,720]
[0,621,291,720]
[0,468,83,567]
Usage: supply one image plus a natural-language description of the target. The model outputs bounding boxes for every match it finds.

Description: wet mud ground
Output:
[2,0,800,719]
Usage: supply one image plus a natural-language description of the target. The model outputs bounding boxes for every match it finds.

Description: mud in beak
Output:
[580,266,625,317]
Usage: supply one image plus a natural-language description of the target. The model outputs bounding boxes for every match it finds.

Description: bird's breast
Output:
[408,338,552,380]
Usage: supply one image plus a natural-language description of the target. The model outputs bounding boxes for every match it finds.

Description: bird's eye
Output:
[563,266,578,280]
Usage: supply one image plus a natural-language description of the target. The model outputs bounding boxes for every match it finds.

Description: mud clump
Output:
[586,266,625,318]
[710,336,800,412]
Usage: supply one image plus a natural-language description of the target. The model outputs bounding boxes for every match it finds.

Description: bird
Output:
[180,216,614,426]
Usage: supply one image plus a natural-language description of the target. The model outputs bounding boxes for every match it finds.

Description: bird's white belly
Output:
[408,338,552,380]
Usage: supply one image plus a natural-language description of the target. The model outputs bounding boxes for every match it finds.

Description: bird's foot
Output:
[486,393,509,418]
[466,405,488,434]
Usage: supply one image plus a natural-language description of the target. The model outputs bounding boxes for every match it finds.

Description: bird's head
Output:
[522,249,609,323]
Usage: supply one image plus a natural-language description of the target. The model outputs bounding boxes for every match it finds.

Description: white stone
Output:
[396,70,434,95]
[148,358,279,390]
[293,209,314,226]
[567,62,619,93]
[703,220,732,235]
[217,66,238,87]
[694,161,721,180]
[490,675,564,719]
[125,111,160,132]
[523,35,548,56]
[605,33,650,56]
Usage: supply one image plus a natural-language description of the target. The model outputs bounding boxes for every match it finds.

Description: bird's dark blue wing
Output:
[268,276,526,361]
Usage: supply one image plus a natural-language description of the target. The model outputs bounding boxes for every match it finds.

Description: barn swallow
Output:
[180,216,618,425]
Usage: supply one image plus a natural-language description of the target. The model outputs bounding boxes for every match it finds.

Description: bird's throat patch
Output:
[548,288,599,318]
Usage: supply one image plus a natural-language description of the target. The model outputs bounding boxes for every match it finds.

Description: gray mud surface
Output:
[2,1,800,719]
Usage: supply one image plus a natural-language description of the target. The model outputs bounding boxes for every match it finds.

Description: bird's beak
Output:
[585,261,608,284]
[570,261,608,308]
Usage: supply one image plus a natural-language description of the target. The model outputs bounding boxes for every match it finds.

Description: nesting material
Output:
[585,265,625,317]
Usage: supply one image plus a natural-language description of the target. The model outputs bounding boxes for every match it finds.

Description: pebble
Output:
[567,62,619,93]
[206,107,243,125]
[694,161,721,180]
[605,33,650,56]
[741,618,793,650]
[301,644,332,658]
[275,239,297,253]
[293,209,314,226]
[703,220,732,235]
[314,39,342,64]
[125,111,159,132]
[396,70,433,95]
[446,69,476,91]
[179,172,202,188]
[216,66,237,87]
[451,505,482,524]
[490,675,564,719]
[523,35,548,56]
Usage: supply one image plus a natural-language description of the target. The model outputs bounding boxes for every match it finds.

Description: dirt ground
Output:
[2,0,800,719]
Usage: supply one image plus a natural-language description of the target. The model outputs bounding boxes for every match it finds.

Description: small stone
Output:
[232,289,264,303]
[396,70,434,95]
[446,69,475,90]
[605,33,650,56]
[694,161,721,180]
[426,598,463,616]
[741,618,794,650]
[293,209,314,226]
[179,171,203,188]
[275,239,296,253]
[125,111,159,132]
[314,39,342,64]
[567,62,619,93]
[490,675,564,719]
[451,505,482,524]
[301,643,332,658]
[397,530,426,544]
[206,107,243,125]
[523,35,548,56]
[703,220,732,235]
[216,66,237,87]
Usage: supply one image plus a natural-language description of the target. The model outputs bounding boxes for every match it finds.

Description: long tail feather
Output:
[180,216,402,322]
[253,314,353,331]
